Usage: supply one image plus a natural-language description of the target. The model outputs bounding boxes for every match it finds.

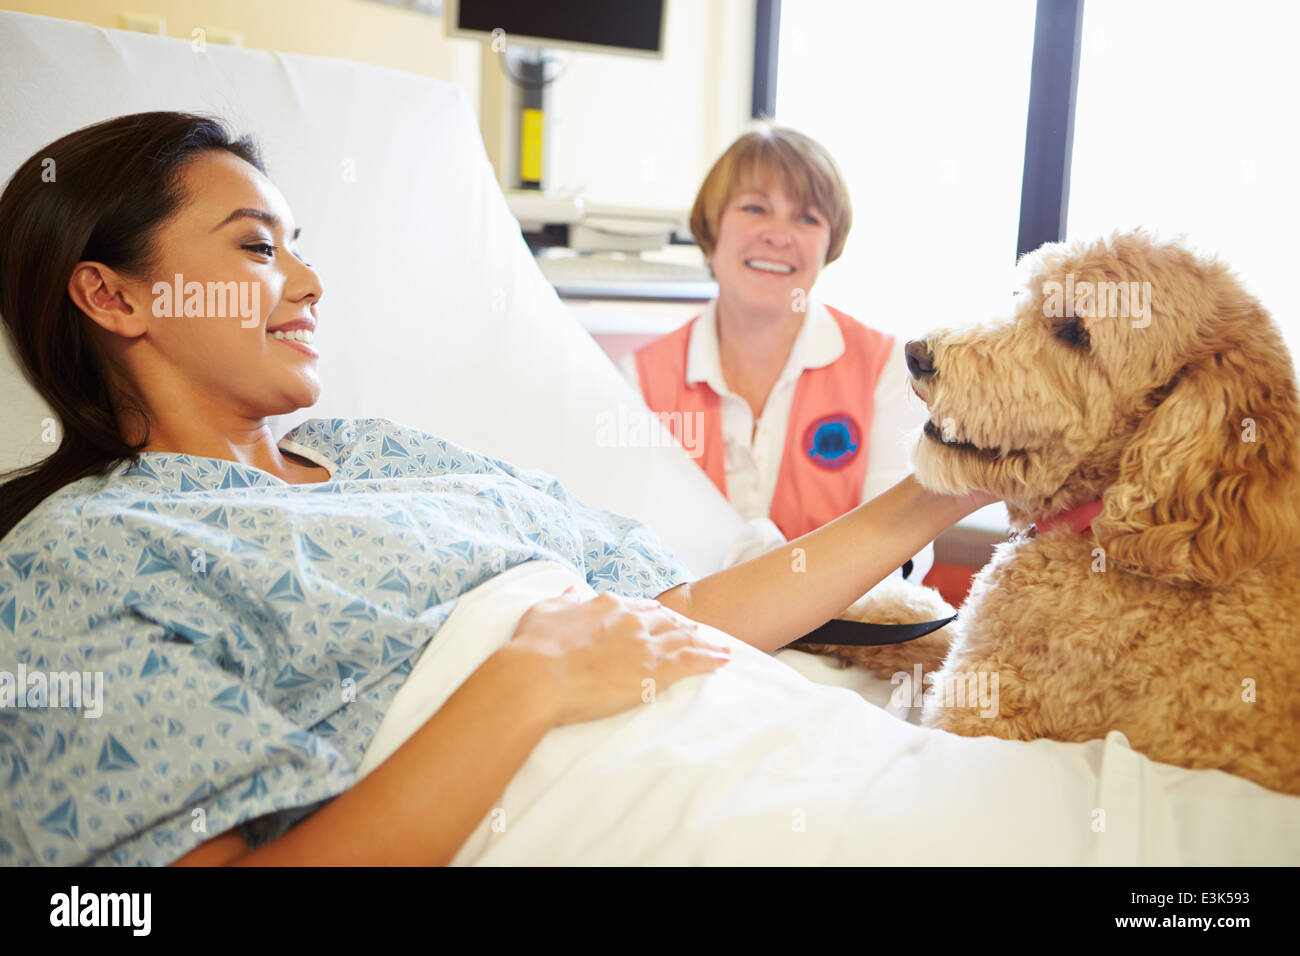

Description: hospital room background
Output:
[0,0,1298,893]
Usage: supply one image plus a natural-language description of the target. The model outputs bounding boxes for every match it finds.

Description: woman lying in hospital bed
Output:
[0,111,998,866]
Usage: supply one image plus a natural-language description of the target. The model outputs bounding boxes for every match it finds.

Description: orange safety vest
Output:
[634,305,895,540]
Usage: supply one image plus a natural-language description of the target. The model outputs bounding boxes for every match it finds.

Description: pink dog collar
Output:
[1034,498,1105,536]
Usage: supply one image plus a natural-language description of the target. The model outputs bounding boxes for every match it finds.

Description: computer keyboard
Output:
[536,254,717,301]
[537,254,712,283]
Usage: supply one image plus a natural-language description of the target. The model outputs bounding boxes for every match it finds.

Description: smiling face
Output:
[77,149,324,437]
[709,175,832,318]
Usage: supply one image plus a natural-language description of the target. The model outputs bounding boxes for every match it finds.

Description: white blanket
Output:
[358,561,1300,865]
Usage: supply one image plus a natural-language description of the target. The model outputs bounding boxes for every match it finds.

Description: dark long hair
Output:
[0,111,265,542]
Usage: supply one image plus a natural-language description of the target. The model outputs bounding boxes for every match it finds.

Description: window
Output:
[775,0,1037,338]
[1067,0,1300,352]
[773,1,1299,353]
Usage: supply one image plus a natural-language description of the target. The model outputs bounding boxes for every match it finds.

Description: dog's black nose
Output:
[906,339,935,379]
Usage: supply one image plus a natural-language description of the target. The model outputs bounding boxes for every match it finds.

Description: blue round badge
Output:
[803,414,861,470]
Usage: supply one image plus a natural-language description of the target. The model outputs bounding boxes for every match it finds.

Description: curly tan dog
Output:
[899,230,1300,795]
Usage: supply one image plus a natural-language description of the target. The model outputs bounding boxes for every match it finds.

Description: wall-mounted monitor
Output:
[445,0,666,59]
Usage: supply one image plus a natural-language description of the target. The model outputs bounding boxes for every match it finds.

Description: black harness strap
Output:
[791,613,957,647]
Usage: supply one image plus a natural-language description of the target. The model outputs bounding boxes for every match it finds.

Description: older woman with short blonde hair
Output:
[623,125,933,580]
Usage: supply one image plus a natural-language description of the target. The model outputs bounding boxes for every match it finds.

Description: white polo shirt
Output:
[619,297,934,580]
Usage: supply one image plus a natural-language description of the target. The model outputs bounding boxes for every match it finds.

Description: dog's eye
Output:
[1053,319,1091,349]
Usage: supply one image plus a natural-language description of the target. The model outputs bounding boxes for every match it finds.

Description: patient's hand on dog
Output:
[795,575,958,681]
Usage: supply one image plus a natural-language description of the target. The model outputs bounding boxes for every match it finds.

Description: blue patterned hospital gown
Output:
[0,417,690,866]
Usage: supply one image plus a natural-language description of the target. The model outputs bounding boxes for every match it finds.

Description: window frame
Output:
[752,0,781,120]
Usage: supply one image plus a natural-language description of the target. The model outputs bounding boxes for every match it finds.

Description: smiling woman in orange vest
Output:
[621,126,932,580]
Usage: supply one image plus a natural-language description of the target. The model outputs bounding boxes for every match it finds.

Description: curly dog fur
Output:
[895,230,1300,795]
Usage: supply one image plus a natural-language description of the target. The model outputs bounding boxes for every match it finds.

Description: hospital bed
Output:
[1,9,1296,865]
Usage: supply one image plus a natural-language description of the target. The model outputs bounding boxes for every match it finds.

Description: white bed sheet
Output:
[358,561,1300,865]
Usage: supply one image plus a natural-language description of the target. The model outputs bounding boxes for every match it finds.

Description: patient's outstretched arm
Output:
[656,475,994,654]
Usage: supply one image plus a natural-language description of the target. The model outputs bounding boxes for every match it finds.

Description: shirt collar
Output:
[685,295,845,394]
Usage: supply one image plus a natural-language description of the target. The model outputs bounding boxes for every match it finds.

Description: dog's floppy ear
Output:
[1094,300,1300,586]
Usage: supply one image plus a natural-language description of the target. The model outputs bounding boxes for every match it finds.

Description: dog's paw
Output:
[839,575,956,626]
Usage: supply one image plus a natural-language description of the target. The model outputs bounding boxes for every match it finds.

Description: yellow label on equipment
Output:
[520,108,543,183]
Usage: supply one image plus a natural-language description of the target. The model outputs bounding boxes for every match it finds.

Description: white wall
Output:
[0,0,482,108]
[8,0,757,216]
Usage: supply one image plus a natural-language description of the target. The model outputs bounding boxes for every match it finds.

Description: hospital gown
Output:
[0,417,691,866]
